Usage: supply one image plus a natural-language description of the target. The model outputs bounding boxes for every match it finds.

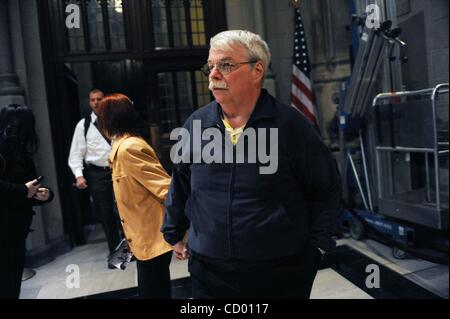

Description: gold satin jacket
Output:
[109,135,172,261]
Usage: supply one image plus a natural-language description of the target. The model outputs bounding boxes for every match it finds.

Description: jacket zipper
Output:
[216,123,236,259]
[227,145,236,259]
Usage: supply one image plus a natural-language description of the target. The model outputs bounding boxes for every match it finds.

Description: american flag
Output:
[291,8,319,129]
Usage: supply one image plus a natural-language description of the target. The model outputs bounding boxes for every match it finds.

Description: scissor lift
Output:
[341,82,449,261]
[337,14,449,263]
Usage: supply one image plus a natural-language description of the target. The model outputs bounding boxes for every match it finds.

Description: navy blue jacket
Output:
[162,89,341,260]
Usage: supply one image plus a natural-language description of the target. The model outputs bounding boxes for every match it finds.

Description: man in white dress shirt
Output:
[68,89,121,256]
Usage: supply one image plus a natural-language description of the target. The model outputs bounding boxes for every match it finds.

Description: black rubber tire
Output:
[349,218,365,240]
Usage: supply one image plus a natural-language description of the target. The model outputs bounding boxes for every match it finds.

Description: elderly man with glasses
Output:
[162,30,341,299]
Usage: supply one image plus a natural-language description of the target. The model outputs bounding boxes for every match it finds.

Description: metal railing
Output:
[371,83,449,212]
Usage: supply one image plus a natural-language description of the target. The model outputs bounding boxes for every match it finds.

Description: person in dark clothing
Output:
[161,30,341,299]
[0,104,54,299]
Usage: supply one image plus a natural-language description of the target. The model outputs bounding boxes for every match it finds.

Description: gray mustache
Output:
[208,81,228,90]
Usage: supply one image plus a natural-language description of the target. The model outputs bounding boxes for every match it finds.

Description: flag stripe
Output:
[292,65,312,91]
[291,74,314,104]
[291,84,316,115]
[291,95,318,125]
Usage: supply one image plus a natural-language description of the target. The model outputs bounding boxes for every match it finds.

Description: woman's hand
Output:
[25,180,40,198]
[33,188,50,201]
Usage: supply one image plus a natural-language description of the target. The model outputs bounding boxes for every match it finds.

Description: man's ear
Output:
[253,61,265,82]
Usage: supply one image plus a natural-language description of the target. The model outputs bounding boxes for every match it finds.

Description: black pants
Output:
[85,167,121,253]
[0,241,25,299]
[136,251,172,299]
[189,245,322,299]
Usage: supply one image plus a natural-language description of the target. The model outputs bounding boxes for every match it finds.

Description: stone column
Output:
[0,0,25,106]
[15,0,71,267]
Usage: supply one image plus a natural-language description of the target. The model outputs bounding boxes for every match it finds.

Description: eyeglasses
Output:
[201,60,258,76]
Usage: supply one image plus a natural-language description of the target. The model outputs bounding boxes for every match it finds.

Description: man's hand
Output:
[34,188,50,201]
[173,241,189,260]
[76,176,88,189]
[25,180,40,198]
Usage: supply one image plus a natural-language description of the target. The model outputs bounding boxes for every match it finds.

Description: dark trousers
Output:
[189,245,322,299]
[136,251,172,299]
[85,167,121,253]
[0,241,25,299]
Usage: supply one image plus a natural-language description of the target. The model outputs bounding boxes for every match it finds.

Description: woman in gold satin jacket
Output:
[99,93,173,299]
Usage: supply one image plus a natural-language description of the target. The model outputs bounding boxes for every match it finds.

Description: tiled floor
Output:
[19,225,448,299]
[310,268,372,299]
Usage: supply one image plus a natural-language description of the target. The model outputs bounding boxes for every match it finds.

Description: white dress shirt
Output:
[68,113,112,178]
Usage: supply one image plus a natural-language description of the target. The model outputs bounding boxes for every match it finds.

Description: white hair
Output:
[210,30,271,71]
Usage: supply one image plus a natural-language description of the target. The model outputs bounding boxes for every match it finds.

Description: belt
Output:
[85,163,110,171]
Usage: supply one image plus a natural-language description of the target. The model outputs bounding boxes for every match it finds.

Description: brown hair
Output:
[99,93,140,138]
[89,88,104,96]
